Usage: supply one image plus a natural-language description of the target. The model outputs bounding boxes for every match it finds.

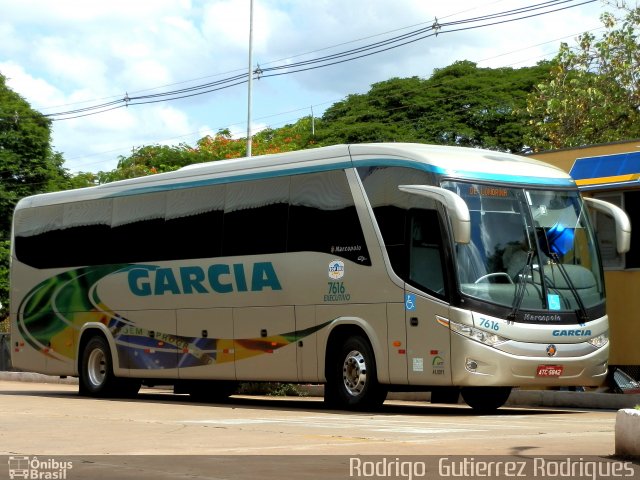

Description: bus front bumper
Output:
[450,334,609,387]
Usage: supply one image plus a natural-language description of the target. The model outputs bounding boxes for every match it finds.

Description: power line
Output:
[0,0,606,178]
[39,0,595,121]
[45,22,607,175]
[26,0,518,114]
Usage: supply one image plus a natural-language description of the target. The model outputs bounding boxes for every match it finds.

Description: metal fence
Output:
[0,332,12,371]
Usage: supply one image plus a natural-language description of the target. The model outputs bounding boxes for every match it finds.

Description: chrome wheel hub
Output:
[342,350,367,396]
[87,348,107,387]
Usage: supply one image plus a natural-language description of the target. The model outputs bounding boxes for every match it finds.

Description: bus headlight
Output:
[449,320,508,346]
[587,332,609,349]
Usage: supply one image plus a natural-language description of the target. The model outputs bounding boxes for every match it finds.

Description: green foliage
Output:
[252,117,317,154]
[0,240,8,323]
[100,121,319,184]
[316,61,550,153]
[96,143,211,183]
[526,1,640,150]
[0,74,85,235]
[1,77,49,239]
[62,171,99,189]
[0,73,79,317]
[95,64,549,184]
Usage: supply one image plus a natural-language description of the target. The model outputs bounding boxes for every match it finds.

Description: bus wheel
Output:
[460,386,512,414]
[325,335,387,411]
[80,336,119,397]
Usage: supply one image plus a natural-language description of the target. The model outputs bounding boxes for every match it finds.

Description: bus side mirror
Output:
[583,197,631,254]
[398,185,470,244]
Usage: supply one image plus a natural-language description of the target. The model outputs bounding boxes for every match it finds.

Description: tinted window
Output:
[222,177,290,257]
[110,192,165,263]
[409,209,447,296]
[358,166,447,297]
[14,201,113,268]
[289,171,370,265]
[14,185,227,268]
[164,185,225,260]
[15,170,371,268]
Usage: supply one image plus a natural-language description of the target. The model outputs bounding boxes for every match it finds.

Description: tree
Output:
[0,240,7,331]
[250,117,317,155]
[0,73,73,321]
[102,120,318,183]
[317,61,550,152]
[96,143,209,183]
[525,1,640,150]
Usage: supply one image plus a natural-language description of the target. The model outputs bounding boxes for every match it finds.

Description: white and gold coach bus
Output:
[9,143,631,412]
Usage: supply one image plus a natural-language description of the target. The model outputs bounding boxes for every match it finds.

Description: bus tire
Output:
[79,335,120,398]
[461,386,512,414]
[325,335,387,411]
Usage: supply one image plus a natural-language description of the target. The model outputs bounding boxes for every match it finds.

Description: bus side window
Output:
[367,205,409,279]
[408,209,447,297]
[288,171,371,265]
[222,177,290,257]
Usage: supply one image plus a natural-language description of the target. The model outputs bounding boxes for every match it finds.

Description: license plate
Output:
[537,365,564,377]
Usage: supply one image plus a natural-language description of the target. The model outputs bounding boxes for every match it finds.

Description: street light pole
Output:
[246,0,254,158]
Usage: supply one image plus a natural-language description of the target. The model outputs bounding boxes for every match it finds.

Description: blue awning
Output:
[570,151,640,190]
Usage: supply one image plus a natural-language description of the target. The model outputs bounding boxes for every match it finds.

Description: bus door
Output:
[403,209,453,385]
[404,289,452,385]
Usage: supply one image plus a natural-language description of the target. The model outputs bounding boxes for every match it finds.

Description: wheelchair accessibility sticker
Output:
[405,293,416,311]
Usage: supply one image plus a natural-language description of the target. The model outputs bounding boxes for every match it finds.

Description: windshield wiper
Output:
[548,253,589,323]
[507,250,535,321]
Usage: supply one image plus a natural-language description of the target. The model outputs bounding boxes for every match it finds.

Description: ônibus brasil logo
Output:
[8,456,73,479]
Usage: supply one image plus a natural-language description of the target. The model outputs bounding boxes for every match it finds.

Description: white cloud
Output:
[1,0,193,24]
[34,38,108,89]
[0,62,64,107]
[0,0,610,173]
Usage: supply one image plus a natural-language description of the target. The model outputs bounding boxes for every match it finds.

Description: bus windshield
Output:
[443,181,604,318]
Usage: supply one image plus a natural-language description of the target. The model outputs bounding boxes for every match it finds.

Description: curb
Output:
[0,371,78,385]
[299,385,640,410]
[615,408,640,458]
[506,389,640,410]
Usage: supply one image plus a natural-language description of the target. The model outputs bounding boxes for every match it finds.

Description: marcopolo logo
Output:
[8,456,73,479]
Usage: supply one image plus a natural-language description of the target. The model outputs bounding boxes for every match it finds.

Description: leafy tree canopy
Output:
[0,73,80,320]
[526,1,640,150]
[99,119,318,182]
[100,61,550,185]
[316,61,551,153]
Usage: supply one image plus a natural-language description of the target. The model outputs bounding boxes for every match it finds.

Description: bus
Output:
[9,143,631,412]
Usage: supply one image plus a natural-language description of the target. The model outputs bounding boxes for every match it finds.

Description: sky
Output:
[0,0,611,174]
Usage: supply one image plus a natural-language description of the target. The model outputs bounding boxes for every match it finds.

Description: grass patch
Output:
[237,382,309,397]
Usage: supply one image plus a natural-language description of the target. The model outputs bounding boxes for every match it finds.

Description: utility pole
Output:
[311,105,315,136]
[246,0,254,157]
